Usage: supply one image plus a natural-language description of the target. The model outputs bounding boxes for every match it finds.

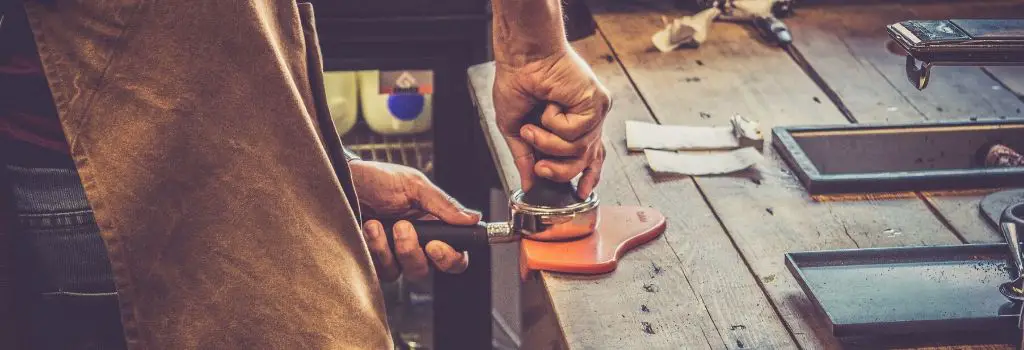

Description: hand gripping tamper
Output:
[380,104,666,274]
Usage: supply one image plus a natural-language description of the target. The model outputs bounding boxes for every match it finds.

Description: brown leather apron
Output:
[8,1,392,348]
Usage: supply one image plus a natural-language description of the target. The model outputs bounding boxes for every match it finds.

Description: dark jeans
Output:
[6,165,127,350]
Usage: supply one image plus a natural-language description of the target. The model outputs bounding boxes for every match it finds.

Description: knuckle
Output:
[395,243,420,260]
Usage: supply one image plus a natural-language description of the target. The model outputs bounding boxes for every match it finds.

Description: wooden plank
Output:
[896,2,1024,246]
[985,66,1024,98]
[469,34,801,349]
[785,1,1024,244]
[787,2,1023,123]
[566,35,801,350]
[471,61,723,349]
[587,0,1003,348]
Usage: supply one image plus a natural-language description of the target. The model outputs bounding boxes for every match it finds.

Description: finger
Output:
[414,181,482,225]
[535,157,590,183]
[504,135,537,193]
[425,241,469,274]
[520,124,598,158]
[576,144,606,199]
[541,109,602,142]
[363,220,400,283]
[393,221,431,282]
[533,135,600,182]
[494,85,540,194]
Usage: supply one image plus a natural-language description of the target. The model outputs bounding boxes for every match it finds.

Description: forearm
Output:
[491,0,568,67]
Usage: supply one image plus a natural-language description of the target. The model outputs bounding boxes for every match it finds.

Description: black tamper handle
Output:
[519,103,585,208]
[377,219,490,253]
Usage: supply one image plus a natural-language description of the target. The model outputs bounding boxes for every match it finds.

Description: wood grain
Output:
[470,32,803,349]
[470,1,1021,348]
[985,66,1024,98]
[785,1,1024,244]
[587,0,997,348]
[472,59,724,349]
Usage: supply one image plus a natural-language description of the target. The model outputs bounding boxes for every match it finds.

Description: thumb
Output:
[415,181,482,225]
[504,136,537,193]
[492,81,538,193]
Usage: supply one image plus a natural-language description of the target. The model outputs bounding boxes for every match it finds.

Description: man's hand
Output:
[491,0,611,199]
[350,160,481,283]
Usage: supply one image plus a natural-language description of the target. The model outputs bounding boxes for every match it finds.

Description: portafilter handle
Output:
[369,103,593,252]
[375,219,514,252]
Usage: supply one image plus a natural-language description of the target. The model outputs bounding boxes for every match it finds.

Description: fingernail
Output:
[521,128,534,142]
[366,222,381,239]
[394,222,410,239]
[537,167,553,178]
[427,245,445,261]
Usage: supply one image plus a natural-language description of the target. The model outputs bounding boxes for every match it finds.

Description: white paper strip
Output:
[626,115,763,151]
[644,148,763,175]
[627,120,738,151]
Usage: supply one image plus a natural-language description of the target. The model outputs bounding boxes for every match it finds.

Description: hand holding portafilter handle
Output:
[373,103,590,252]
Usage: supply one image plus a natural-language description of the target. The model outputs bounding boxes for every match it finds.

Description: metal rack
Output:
[341,124,435,177]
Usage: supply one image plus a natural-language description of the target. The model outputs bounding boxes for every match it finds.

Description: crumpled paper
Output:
[626,115,763,151]
[644,148,763,175]
[651,7,721,52]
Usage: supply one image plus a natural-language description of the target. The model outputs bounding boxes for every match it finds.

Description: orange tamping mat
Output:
[521,206,666,275]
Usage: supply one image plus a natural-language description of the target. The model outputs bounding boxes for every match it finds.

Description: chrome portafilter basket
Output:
[506,189,599,242]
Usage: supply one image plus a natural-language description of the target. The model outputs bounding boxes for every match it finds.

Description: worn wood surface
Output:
[586,0,1004,348]
[471,57,727,349]
[786,1,1024,245]
[469,0,1021,348]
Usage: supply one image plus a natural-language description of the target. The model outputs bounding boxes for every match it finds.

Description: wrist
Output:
[494,41,571,69]
[491,0,570,68]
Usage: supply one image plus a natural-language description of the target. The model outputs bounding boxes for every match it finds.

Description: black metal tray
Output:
[772,119,1024,195]
[786,244,1019,337]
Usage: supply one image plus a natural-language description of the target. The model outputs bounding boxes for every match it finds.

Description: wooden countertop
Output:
[468,1,1023,348]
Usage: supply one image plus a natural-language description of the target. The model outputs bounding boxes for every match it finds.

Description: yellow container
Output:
[357,70,432,135]
[323,71,358,137]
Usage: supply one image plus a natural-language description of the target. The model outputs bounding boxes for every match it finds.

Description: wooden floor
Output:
[468,1,1024,349]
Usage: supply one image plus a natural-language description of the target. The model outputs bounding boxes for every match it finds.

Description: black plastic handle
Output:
[375,219,490,253]
[520,103,584,207]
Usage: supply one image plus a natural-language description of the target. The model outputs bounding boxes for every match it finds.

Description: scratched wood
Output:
[902,0,1024,249]
[785,1,1024,245]
[586,0,1007,348]
[469,32,810,348]
[985,66,1024,98]
[471,60,722,349]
